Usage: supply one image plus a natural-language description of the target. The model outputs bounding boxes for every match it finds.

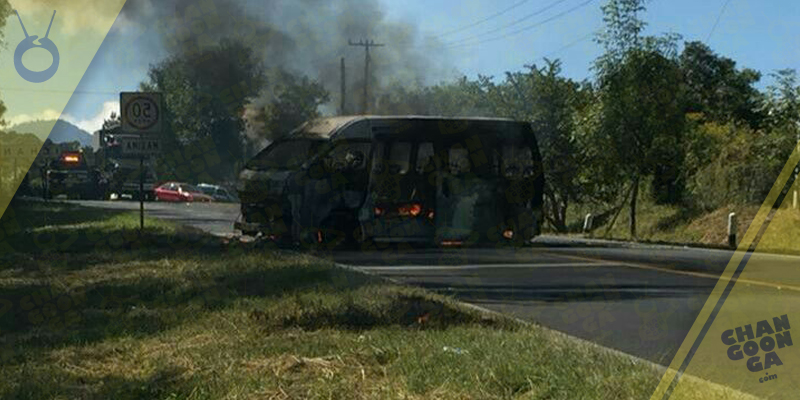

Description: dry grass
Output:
[0,200,765,399]
[560,199,797,252]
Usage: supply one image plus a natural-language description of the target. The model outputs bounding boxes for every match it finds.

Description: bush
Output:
[684,121,792,210]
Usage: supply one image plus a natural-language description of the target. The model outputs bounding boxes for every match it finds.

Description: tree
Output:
[0,1,14,127]
[102,112,121,131]
[489,60,588,231]
[762,69,800,134]
[248,68,329,148]
[594,0,651,73]
[142,39,266,181]
[593,0,686,238]
[679,41,764,128]
[371,76,493,117]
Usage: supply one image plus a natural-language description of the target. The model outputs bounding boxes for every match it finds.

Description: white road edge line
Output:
[356,262,616,271]
[332,260,667,373]
[332,259,764,397]
[546,251,800,292]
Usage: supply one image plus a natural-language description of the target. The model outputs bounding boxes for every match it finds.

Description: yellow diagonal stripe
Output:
[651,143,800,399]
[0,1,127,223]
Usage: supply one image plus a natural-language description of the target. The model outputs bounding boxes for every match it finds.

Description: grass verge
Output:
[559,199,800,255]
[0,199,762,399]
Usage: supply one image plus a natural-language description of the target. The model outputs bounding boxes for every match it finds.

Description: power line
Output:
[368,29,596,74]
[443,0,570,47]
[443,0,596,50]
[543,30,595,58]
[0,87,120,95]
[433,0,533,38]
[706,0,733,42]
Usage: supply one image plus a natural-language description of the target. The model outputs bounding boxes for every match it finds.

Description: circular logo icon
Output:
[13,10,59,84]
[124,97,160,130]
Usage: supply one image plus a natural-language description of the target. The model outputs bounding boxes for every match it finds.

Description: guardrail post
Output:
[583,213,594,233]
[794,190,798,209]
[728,212,737,249]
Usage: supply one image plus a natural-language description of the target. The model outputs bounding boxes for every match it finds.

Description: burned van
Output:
[361,118,544,246]
[235,116,372,245]
[235,116,544,247]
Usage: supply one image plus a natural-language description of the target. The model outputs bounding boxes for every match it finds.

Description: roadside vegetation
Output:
[0,200,763,399]
[387,0,799,252]
[4,0,800,251]
[552,191,800,255]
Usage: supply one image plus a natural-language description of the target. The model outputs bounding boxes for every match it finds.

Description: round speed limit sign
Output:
[121,92,162,133]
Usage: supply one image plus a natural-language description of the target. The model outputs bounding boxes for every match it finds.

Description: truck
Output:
[44,125,159,200]
[45,150,108,200]
[90,125,159,201]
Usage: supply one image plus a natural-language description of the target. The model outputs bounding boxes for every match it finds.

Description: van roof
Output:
[290,115,525,139]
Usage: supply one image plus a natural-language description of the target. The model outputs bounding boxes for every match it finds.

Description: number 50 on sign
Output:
[121,92,162,134]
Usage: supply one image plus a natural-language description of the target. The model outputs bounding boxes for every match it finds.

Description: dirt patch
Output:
[249,290,512,332]
[686,205,759,246]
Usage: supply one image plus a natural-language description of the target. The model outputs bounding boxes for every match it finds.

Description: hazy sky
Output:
[384,0,799,86]
[2,0,798,134]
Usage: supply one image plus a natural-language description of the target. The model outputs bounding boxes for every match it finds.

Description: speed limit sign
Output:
[121,92,162,134]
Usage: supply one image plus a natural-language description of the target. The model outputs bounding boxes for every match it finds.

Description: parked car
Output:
[196,183,239,202]
[154,182,215,202]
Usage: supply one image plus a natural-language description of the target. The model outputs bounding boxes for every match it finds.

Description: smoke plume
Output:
[117,0,456,142]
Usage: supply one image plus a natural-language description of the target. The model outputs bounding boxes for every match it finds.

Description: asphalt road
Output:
[70,199,241,237]
[70,199,800,367]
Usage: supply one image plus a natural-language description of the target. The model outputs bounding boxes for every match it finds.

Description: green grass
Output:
[557,199,759,248]
[560,197,800,255]
[0,200,762,399]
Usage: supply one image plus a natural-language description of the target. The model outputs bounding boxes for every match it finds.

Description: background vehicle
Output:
[196,183,239,202]
[90,125,159,201]
[155,182,215,202]
[236,116,544,248]
[45,150,108,200]
[110,162,158,201]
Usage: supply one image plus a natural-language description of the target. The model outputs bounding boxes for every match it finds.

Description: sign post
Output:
[120,92,162,232]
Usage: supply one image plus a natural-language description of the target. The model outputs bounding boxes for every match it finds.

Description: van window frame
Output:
[246,138,326,171]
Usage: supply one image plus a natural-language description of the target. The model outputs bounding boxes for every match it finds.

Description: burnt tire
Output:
[317,212,359,251]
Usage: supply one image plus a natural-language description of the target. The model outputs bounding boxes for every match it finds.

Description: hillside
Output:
[10,119,93,147]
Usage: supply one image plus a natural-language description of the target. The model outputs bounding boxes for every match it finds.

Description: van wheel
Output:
[352,223,376,250]
[318,212,358,250]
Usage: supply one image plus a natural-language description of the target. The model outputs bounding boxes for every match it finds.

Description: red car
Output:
[154,182,215,202]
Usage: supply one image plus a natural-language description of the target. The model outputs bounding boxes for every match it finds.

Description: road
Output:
[71,199,800,367]
[71,199,241,237]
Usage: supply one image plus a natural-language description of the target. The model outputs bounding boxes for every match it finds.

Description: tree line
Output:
[370,0,800,236]
[135,0,799,237]
[2,1,796,237]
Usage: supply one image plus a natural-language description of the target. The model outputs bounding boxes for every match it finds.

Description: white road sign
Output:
[118,136,161,157]
[121,92,162,134]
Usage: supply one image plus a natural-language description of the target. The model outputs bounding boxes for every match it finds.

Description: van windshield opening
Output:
[246,139,323,170]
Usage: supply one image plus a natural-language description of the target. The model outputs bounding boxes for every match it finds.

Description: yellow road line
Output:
[542,251,800,293]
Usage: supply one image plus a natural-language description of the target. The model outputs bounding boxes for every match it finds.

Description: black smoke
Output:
[118,0,456,141]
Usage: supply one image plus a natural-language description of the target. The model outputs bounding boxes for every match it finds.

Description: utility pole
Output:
[794,125,800,209]
[348,39,384,114]
[340,57,346,115]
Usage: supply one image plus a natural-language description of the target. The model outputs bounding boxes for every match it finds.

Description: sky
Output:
[1,0,798,135]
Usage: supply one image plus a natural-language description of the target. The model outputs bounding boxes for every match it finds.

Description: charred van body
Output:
[235,116,545,248]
